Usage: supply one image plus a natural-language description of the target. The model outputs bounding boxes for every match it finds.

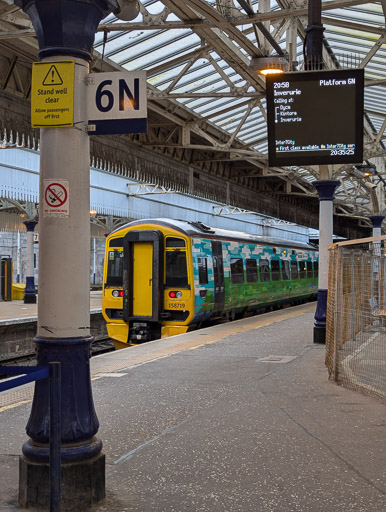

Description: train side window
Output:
[291,261,298,279]
[299,261,306,279]
[166,237,186,247]
[281,260,290,280]
[230,258,244,284]
[271,260,280,281]
[307,261,313,278]
[198,257,208,285]
[314,261,319,278]
[259,259,270,282]
[246,259,258,283]
[106,250,124,286]
[166,250,188,287]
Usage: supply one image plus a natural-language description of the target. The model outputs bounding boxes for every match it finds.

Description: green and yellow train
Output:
[102,218,318,348]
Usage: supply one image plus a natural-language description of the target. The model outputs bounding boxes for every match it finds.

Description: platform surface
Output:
[0,290,102,325]
[0,302,385,511]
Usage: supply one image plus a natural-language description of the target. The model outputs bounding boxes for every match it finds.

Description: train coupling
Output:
[129,322,151,342]
[129,322,161,343]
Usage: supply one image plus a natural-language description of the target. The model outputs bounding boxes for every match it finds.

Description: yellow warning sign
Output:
[42,65,63,86]
[31,61,75,128]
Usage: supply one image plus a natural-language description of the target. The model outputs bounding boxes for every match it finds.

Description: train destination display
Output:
[266,69,364,166]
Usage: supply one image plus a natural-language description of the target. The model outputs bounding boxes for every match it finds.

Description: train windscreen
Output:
[106,249,124,286]
[166,250,188,287]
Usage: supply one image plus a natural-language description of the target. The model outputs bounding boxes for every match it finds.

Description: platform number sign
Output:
[87,71,147,136]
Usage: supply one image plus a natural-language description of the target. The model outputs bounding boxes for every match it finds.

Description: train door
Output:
[122,230,163,325]
[211,241,225,315]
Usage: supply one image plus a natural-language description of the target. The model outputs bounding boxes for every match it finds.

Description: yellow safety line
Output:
[0,399,32,413]
[187,305,313,350]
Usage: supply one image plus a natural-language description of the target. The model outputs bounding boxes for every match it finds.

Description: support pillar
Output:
[15,0,115,509]
[23,221,37,304]
[313,180,340,344]
[305,0,325,70]
[370,215,384,238]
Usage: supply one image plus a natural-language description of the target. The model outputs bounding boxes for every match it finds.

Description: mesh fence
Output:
[326,235,386,401]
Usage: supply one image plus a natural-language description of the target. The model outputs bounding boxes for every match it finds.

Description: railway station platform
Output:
[0,302,385,511]
[0,290,102,322]
[0,291,103,361]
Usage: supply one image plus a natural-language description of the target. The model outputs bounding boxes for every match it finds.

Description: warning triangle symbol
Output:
[42,65,63,86]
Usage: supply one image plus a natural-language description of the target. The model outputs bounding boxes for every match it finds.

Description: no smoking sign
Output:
[43,179,70,217]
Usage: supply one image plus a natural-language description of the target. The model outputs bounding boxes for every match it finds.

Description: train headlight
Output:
[169,291,183,299]
[112,290,123,298]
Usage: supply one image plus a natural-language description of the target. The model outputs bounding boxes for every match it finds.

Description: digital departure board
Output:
[266,69,364,167]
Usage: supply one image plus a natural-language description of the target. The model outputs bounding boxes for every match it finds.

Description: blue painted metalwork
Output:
[0,365,49,392]
[22,336,101,464]
[314,288,327,327]
[49,362,61,512]
[370,215,385,229]
[15,0,113,61]
[0,363,62,511]
[312,180,340,201]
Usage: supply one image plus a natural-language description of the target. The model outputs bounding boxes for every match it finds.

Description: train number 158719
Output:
[166,302,186,310]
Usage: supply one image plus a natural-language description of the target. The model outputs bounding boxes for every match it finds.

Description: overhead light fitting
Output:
[355,164,376,177]
[250,56,290,76]
[113,0,140,21]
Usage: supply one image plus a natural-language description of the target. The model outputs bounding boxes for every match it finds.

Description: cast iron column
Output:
[313,180,340,344]
[305,0,325,70]
[15,0,115,509]
[23,220,37,303]
[370,215,384,238]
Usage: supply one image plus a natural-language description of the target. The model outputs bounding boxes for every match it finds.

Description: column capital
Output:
[369,215,384,229]
[313,180,340,201]
[15,0,115,61]
[23,220,38,232]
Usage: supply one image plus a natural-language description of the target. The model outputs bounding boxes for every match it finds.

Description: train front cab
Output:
[102,226,195,348]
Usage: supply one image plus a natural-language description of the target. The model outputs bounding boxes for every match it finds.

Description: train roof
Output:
[112,218,317,251]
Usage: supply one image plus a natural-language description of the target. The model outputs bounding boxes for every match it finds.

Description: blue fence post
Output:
[0,364,62,509]
[49,362,61,512]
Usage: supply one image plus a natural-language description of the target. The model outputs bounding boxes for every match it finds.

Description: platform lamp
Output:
[14,0,138,508]
[250,56,290,76]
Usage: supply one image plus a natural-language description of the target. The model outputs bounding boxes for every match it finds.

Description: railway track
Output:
[0,337,115,371]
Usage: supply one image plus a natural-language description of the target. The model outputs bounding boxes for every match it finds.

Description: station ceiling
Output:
[1,0,386,235]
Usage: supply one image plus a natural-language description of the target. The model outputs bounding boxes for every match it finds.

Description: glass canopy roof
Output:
[0,0,385,221]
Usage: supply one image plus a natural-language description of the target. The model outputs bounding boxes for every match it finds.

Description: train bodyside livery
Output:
[102,219,318,348]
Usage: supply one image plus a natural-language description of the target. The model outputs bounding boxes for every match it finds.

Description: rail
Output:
[0,362,62,512]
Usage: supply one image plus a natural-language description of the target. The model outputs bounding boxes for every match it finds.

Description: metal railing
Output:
[0,362,62,511]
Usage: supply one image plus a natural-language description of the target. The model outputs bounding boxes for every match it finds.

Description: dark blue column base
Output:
[314,289,328,344]
[24,276,36,304]
[314,325,326,344]
[19,452,105,509]
[22,436,103,463]
[24,336,101,464]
